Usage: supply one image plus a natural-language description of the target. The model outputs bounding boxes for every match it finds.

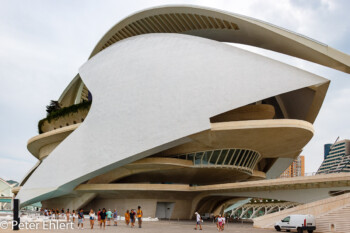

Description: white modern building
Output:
[0,178,15,210]
[15,5,350,219]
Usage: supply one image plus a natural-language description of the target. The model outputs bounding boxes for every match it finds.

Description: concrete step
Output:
[254,193,350,232]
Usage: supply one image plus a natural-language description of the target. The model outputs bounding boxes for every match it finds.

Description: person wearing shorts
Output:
[125,210,130,226]
[106,209,112,226]
[89,209,95,229]
[137,206,143,228]
[77,209,84,229]
[129,209,135,227]
[194,212,202,230]
[100,208,107,230]
[72,210,76,223]
[113,209,118,226]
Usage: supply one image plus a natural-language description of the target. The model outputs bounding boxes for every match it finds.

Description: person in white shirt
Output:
[72,210,76,223]
[89,209,96,229]
[221,216,226,231]
[218,215,223,231]
[194,212,202,230]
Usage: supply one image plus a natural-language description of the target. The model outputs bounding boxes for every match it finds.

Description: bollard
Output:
[13,199,20,231]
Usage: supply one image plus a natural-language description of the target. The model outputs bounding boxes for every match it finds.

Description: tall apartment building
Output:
[280,156,305,178]
[317,139,350,174]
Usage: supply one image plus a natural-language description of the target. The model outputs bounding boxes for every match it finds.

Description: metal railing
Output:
[167,148,261,175]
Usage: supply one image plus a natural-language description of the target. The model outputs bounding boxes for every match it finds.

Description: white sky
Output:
[0,0,350,181]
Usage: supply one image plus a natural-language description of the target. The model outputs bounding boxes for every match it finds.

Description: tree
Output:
[46,100,61,116]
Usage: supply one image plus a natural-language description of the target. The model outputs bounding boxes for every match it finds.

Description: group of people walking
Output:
[43,207,228,231]
[215,214,226,231]
[43,208,74,221]
[194,212,227,231]
[42,206,143,230]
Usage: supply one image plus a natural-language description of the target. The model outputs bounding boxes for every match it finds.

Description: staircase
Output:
[316,203,350,233]
[253,193,350,232]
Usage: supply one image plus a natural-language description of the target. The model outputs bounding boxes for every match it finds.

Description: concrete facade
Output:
[15,5,350,220]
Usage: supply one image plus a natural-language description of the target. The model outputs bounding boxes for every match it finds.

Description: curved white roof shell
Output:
[90,5,350,74]
[58,5,350,106]
[18,33,328,206]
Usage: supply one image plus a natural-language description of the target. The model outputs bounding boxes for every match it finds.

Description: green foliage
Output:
[38,101,92,134]
[46,100,61,116]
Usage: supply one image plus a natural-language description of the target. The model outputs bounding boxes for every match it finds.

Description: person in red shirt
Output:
[97,209,101,225]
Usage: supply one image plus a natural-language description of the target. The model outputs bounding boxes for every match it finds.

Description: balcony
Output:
[38,101,91,134]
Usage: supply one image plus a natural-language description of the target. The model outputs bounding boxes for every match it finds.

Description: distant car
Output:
[274,214,316,233]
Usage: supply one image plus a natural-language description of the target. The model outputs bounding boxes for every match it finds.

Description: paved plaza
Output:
[0,220,278,233]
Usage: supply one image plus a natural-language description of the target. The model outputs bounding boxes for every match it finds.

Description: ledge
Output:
[27,124,80,159]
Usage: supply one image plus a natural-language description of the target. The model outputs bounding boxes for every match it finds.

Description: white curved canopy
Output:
[90,5,350,74]
[59,5,350,108]
[17,33,328,206]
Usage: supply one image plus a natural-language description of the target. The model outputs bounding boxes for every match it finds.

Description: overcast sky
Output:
[1,0,350,182]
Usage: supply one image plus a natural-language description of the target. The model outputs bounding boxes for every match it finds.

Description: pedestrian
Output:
[106,209,112,226]
[137,206,143,228]
[194,212,202,230]
[72,210,76,223]
[125,210,130,226]
[222,215,226,231]
[89,209,95,229]
[113,209,118,226]
[61,208,65,219]
[66,208,70,222]
[100,208,107,230]
[97,209,101,225]
[130,209,135,227]
[217,214,223,231]
[78,209,84,229]
[215,215,219,230]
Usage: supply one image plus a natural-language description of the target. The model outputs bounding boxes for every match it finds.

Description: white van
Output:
[274,214,316,233]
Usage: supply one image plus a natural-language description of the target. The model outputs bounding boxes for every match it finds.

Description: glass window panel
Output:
[217,149,228,165]
[241,151,252,167]
[224,150,234,165]
[210,150,221,164]
[194,152,204,165]
[236,150,247,166]
[230,149,241,165]
[187,153,195,162]
[202,151,211,165]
